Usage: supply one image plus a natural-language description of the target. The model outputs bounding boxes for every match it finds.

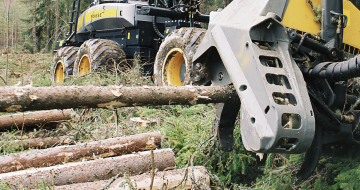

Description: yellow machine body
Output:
[282,0,360,55]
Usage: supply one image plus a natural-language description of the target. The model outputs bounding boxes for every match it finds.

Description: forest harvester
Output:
[55,0,360,179]
[52,0,209,84]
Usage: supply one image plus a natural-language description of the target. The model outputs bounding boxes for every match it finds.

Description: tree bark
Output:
[53,166,210,190]
[0,85,239,112]
[12,135,75,150]
[0,149,174,188]
[0,131,162,174]
[0,109,73,130]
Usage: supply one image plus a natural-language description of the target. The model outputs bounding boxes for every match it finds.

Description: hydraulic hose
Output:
[307,54,360,81]
[152,16,165,39]
[152,0,165,39]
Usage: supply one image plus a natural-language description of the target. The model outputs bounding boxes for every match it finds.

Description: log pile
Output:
[0,132,162,173]
[0,149,175,188]
[0,131,210,189]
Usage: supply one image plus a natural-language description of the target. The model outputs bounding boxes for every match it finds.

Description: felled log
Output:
[0,109,73,130]
[0,131,161,173]
[109,166,210,190]
[0,85,238,112]
[0,149,174,188]
[53,166,210,190]
[12,135,75,149]
[54,181,108,190]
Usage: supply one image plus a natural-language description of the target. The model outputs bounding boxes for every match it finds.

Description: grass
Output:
[3,50,353,190]
[0,51,52,87]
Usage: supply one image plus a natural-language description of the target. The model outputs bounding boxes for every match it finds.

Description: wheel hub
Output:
[54,61,64,84]
[162,48,187,86]
[79,55,91,75]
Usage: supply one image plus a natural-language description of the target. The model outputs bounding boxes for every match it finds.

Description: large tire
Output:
[73,39,126,76]
[51,46,79,84]
[153,27,208,86]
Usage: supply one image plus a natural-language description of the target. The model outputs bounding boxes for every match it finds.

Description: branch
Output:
[0,76,7,85]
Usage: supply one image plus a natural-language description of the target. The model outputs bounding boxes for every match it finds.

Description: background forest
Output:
[0,0,232,54]
[2,0,360,189]
[1,0,359,54]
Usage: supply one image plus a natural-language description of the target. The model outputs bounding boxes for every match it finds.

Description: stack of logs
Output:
[0,131,210,189]
[0,85,234,189]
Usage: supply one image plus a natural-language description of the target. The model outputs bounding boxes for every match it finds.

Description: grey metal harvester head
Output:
[193,0,315,153]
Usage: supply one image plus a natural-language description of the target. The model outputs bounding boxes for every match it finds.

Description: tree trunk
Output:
[0,85,239,112]
[15,15,18,47]
[0,109,73,130]
[32,0,37,53]
[53,166,210,190]
[11,8,14,48]
[1,18,3,49]
[5,3,10,85]
[0,149,175,188]
[46,11,50,52]
[55,0,59,43]
[0,132,162,174]
[12,135,75,150]
[12,15,17,49]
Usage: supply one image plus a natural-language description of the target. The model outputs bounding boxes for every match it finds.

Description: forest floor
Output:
[2,50,359,190]
[0,50,235,189]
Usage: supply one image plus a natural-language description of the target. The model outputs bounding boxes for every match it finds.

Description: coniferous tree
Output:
[54,0,59,44]
[32,0,37,53]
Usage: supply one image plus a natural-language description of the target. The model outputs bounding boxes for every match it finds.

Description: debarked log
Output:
[53,166,210,190]
[12,135,75,150]
[108,166,210,190]
[0,109,73,130]
[0,85,238,112]
[0,149,174,188]
[0,131,162,174]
